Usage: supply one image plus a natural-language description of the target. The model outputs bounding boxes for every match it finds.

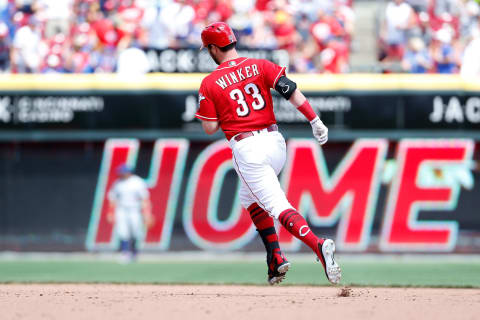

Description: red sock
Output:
[278,209,324,256]
[248,203,280,252]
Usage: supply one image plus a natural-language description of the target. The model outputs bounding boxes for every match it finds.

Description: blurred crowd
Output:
[0,0,478,74]
[0,0,354,74]
[379,0,480,75]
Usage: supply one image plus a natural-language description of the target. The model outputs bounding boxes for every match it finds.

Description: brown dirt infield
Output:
[1,284,479,320]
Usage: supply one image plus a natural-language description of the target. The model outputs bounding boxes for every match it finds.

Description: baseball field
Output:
[0,253,479,319]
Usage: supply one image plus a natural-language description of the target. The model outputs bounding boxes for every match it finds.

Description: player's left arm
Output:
[275,75,328,145]
[138,180,154,228]
[141,197,155,228]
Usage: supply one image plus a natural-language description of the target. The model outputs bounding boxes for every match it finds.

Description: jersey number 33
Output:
[230,83,265,117]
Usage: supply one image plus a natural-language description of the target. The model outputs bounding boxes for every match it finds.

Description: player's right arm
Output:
[196,81,220,135]
[201,120,219,135]
[107,183,118,224]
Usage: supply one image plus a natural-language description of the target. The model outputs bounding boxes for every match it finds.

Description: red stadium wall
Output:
[1,74,480,253]
[85,138,476,253]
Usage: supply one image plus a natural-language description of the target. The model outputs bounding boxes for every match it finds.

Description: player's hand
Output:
[144,213,155,229]
[310,116,328,145]
[107,212,115,224]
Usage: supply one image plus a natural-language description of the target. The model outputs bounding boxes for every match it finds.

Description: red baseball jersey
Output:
[195,57,286,140]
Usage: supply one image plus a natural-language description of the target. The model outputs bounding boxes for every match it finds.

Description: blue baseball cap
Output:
[116,164,133,175]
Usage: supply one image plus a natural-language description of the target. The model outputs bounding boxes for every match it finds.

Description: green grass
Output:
[0,259,479,287]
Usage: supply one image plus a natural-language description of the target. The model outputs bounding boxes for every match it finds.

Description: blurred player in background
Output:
[196,22,341,285]
[107,164,154,263]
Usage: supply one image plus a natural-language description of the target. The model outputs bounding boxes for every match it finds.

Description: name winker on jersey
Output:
[215,63,260,89]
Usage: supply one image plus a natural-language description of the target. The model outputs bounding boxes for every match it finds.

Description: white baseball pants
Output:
[114,207,144,240]
[229,129,295,219]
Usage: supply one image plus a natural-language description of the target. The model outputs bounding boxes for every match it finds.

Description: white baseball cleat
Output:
[317,239,342,285]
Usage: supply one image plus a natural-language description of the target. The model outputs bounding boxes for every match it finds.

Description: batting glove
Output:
[310,116,328,145]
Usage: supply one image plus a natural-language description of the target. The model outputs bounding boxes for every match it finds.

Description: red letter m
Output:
[279,139,388,251]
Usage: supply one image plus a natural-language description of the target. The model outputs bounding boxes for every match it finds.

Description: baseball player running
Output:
[107,164,154,263]
[195,22,341,285]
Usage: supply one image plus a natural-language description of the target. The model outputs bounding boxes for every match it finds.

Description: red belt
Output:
[233,124,278,142]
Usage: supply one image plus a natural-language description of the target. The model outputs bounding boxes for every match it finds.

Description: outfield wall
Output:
[0,74,480,137]
[0,139,479,253]
[0,74,479,253]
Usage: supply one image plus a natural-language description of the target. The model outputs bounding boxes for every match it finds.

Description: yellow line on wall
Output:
[0,73,479,91]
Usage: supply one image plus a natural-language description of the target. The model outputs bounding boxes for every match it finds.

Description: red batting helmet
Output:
[200,22,237,50]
